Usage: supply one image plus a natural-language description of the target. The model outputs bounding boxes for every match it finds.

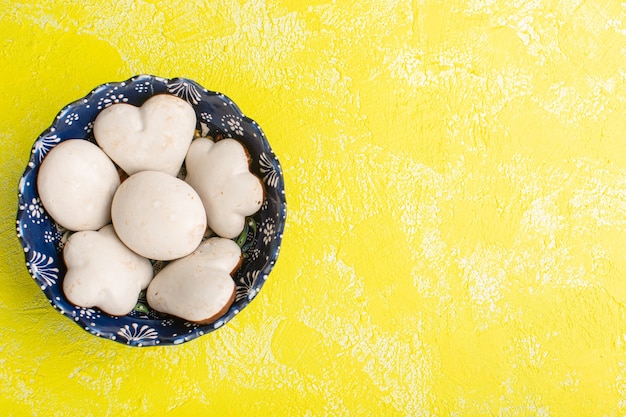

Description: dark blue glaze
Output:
[16,75,286,347]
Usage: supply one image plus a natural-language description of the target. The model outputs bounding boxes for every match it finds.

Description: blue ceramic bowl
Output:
[16,75,286,346]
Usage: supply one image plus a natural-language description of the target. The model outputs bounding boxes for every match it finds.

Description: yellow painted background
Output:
[1,0,626,415]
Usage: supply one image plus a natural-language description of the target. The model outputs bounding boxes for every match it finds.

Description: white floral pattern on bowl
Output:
[16,75,286,347]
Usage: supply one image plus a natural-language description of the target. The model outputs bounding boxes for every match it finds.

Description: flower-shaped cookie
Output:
[185,138,264,238]
[62,225,154,316]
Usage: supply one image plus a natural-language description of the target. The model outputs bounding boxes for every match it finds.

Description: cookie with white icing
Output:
[146,237,241,323]
[111,170,207,261]
[185,138,264,238]
[94,94,196,176]
[37,139,120,231]
[63,225,153,316]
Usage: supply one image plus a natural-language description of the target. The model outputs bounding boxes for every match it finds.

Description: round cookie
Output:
[111,170,207,261]
[37,139,120,231]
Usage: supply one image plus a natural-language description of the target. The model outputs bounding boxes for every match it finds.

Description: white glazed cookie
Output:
[185,138,264,239]
[93,94,196,176]
[111,170,207,261]
[63,225,154,316]
[146,237,241,323]
[37,139,120,231]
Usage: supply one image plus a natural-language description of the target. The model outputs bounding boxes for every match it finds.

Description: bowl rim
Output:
[16,74,286,347]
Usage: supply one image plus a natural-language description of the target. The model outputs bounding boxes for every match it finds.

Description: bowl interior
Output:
[16,75,286,346]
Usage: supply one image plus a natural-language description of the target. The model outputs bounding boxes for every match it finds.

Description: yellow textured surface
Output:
[2,0,626,415]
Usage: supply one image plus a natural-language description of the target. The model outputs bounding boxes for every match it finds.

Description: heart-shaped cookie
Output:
[93,94,196,176]
[146,238,241,323]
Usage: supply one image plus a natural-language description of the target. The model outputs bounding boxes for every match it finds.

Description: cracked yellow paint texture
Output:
[2,0,626,415]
